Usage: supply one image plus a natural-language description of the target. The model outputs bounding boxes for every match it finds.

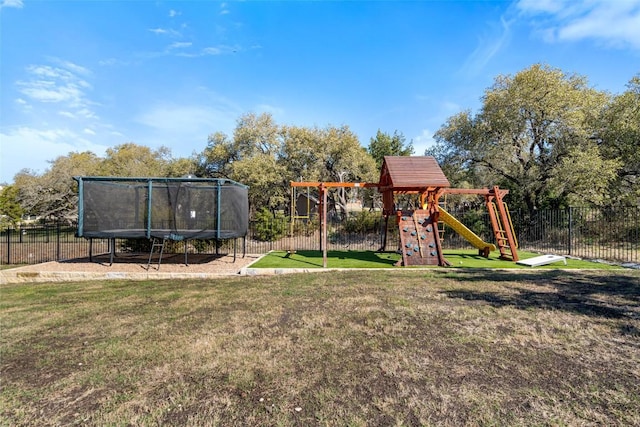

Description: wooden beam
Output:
[290,181,379,188]
[442,188,509,197]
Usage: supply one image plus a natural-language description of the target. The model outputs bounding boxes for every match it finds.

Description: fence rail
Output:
[1,207,638,265]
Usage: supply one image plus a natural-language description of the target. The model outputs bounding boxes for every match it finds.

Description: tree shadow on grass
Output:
[442,270,640,320]
[287,250,398,267]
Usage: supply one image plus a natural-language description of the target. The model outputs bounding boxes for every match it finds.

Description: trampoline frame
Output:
[74,176,249,267]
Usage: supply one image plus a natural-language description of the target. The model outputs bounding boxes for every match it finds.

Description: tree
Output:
[434,63,618,212]
[279,125,322,183]
[426,112,478,187]
[99,143,174,177]
[195,131,235,178]
[367,130,414,169]
[14,151,102,220]
[12,144,194,221]
[599,75,640,205]
[197,113,285,211]
[166,157,198,178]
[197,113,379,216]
[308,125,378,216]
[0,185,24,227]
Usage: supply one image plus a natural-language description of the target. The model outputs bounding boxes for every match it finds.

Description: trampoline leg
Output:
[233,238,237,262]
[185,242,188,266]
[110,238,115,266]
[89,238,93,262]
[243,236,246,258]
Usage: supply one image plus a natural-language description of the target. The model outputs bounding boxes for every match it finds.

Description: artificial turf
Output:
[249,249,622,269]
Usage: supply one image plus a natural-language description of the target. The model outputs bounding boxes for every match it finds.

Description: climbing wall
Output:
[397,209,443,266]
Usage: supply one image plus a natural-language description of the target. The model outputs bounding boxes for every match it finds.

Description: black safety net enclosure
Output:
[74,177,249,241]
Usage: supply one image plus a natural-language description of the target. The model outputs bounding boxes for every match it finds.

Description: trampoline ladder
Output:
[147,237,166,271]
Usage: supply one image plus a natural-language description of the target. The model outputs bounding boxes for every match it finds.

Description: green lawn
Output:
[1,270,639,426]
[250,249,622,269]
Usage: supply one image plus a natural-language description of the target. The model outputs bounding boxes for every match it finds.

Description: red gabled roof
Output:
[379,156,450,191]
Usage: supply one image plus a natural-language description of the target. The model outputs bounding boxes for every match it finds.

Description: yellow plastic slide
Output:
[439,207,496,252]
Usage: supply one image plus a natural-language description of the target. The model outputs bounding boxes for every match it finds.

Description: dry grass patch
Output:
[1,270,639,426]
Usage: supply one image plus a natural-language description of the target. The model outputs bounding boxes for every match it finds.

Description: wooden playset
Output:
[291,156,518,267]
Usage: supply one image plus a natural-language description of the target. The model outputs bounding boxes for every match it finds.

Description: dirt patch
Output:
[1,253,263,283]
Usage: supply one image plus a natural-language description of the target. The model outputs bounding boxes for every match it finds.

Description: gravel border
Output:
[0,253,264,284]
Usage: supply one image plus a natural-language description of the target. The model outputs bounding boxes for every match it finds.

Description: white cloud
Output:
[168,41,192,50]
[98,58,117,66]
[135,104,238,135]
[18,80,84,104]
[517,0,640,50]
[441,101,462,114]
[0,127,108,182]
[460,15,513,77]
[148,27,181,37]
[174,45,238,58]
[83,128,96,135]
[16,61,95,117]
[516,0,566,14]
[76,108,97,120]
[169,9,180,18]
[256,104,285,118]
[57,109,97,120]
[132,102,242,156]
[412,129,437,156]
[0,0,23,9]
[201,47,223,55]
[26,65,74,81]
[51,58,91,76]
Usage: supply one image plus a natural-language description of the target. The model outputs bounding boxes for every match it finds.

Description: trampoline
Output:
[74,176,249,267]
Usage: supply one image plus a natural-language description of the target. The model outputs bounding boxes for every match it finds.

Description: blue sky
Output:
[1,0,639,184]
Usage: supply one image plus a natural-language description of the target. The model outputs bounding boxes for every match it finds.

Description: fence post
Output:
[56,222,61,261]
[567,207,572,256]
[6,227,10,265]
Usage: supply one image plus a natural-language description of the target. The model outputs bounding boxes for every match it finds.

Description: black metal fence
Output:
[2,207,638,265]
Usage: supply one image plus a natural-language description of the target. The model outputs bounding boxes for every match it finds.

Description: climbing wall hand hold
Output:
[420,234,426,240]
[430,251,437,256]
[426,225,433,232]
[411,231,417,236]
[413,246,419,252]
[428,243,435,248]
[406,251,413,256]
[402,216,408,221]
[403,227,409,232]
[405,243,412,248]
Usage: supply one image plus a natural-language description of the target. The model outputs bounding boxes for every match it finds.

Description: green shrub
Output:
[292,216,319,236]
[342,210,381,233]
[253,208,288,242]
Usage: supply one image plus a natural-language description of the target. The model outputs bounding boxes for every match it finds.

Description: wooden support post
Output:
[379,214,390,252]
[321,184,327,268]
[493,186,519,262]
